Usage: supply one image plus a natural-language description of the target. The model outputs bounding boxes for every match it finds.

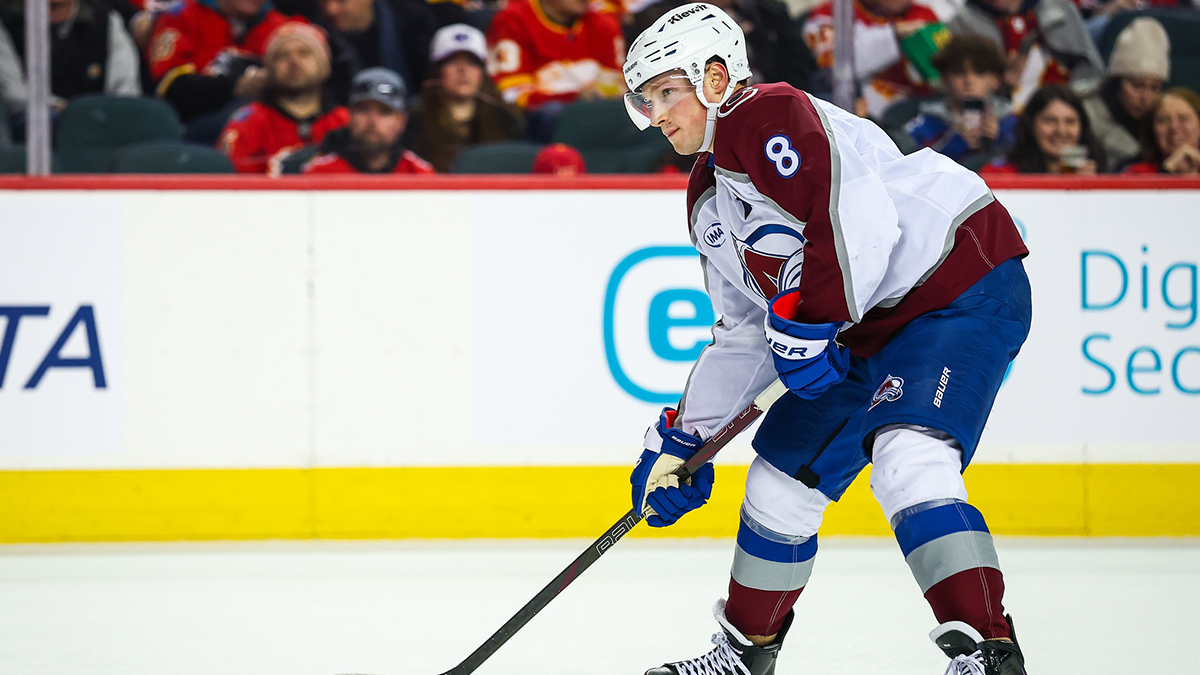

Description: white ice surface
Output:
[0,538,1196,675]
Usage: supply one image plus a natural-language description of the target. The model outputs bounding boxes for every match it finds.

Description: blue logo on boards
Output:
[0,305,107,389]
[603,247,714,403]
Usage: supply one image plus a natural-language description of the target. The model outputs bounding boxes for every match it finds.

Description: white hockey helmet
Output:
[622,3,751,146]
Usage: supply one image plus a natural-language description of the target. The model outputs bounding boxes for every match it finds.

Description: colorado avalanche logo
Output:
[870,375,904,410]
[735,224,805,300]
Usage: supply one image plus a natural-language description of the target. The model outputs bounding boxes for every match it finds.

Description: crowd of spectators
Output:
[0,0,1197,176]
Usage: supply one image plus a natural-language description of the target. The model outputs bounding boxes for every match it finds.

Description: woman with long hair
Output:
[983,85,1107,174]
[1124,87,1200,175]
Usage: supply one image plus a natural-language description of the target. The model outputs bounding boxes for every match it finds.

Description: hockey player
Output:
[623,4,1030,675]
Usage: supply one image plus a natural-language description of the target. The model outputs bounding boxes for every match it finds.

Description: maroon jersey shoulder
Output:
[685,152,715,236]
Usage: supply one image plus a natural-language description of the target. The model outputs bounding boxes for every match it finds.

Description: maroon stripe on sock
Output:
[924,567,1011,640]
[725,578,803,637]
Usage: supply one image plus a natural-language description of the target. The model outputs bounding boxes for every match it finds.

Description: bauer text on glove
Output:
[765,289,850,399]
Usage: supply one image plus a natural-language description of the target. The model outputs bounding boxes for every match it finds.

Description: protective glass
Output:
[624,73,697,130]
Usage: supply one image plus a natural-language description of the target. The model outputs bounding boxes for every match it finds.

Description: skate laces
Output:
[943,650,987,675]
[669,632,751,675]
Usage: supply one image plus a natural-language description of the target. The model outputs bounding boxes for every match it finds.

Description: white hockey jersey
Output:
[677,83,1027,440]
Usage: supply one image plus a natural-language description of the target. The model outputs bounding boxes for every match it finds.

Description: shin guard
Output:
[724,510,815,636]
[892,499,1011,640]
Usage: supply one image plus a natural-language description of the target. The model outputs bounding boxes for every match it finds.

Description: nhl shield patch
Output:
[870,375,904,410]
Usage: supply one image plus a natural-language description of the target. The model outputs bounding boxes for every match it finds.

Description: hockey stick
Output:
[408,378,790,675]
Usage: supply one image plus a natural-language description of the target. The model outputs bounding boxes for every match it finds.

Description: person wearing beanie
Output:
[1083,17,1170,171]
[403,23,523,173]
[218,22,350,173]
[302,67,435,174]
[146,0,293,141]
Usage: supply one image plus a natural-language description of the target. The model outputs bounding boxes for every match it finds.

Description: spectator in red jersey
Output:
[218,22,350,173]
[486,0,626,140]
[948,0,1104,111]
[1083,17,1169,171]
[404,23,523,172]
[803,0,946,118]
[146,0,292,142]
[1125,87,1200,175]
[317,0,437,103]
[983,84,1106,173]
[302,67,436,173]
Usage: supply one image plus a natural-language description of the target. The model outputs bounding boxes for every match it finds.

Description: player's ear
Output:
[702,62,730,104]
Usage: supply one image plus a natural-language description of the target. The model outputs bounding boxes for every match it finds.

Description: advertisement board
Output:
[0,178,1195,540]
[0,186,1196,469]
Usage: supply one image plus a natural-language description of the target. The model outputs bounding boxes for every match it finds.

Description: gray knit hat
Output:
[1109,18,1171,81]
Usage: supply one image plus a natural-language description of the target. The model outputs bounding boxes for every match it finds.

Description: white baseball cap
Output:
[430,24,487,65]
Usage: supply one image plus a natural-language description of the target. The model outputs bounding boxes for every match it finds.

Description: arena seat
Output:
[110,141,234,174]
[55,96,183,173]
[550,99,671,173]
[0,145,63,173]
[450,141,543,173]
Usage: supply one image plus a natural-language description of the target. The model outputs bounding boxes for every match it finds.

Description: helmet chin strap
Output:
[698,84,737,154]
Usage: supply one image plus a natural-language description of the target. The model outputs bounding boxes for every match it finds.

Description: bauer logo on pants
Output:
[870,375,904,410]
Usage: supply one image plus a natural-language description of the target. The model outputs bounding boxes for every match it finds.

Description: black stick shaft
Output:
[439,380,788,675]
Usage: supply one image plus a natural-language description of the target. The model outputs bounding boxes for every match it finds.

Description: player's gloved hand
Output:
[766,289,850,399]
[630,408,715,528]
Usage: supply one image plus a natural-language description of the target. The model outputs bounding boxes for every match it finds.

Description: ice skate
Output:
[645,600,793,675]
[931,616,1026,675]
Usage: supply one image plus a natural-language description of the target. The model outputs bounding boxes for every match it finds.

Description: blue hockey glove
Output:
[630,408,715,528]
[765,289,850,399]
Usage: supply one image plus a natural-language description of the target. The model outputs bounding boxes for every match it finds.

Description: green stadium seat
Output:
[451,141,543,173]
[551,99,671,173]
[879,96,940,134]
[0,145,27,173]
[579,144,670,173]
[1097,9,1200,96]
[110,141,234,174]
[56,95,183,173]
[885,127,919,155]
[0,145,63,173]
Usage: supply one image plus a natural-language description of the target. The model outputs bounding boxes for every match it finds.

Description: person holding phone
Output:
[904,35,1016,166]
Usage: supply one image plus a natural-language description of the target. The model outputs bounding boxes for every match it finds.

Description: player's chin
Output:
[667,135,700,155]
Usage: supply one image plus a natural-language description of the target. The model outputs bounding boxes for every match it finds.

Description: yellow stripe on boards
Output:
[1,464,1198,543]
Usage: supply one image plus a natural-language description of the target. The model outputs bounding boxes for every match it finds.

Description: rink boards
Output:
[0,176,1197,541]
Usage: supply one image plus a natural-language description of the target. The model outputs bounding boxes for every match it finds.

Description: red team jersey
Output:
[990,8,1070,103]
[218,102,350,174]
[803,1,939,117]
[147,0,291,93]
[301,149,435,175]
[485,0,625,108]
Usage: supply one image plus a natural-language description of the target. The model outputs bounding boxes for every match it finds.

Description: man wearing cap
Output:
[302,67,435,174]
[218,22,350,174]
[404,23,523,173]
[1083,17,1171,171]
